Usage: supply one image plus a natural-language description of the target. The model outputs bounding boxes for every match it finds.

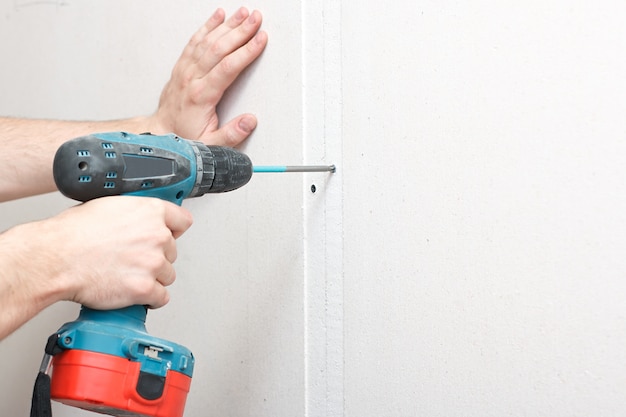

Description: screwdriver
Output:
[253,165,336,173]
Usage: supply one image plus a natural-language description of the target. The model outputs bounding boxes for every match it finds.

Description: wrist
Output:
[0,220,71,339]
[143,113,173,136]
[115,116,154,134]
[4,220,70,308]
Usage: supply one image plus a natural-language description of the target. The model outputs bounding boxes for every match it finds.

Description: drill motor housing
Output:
[53,131,253,203]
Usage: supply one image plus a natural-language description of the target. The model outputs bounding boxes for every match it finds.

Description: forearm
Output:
[0,116,156,201]
[0,221,67,340]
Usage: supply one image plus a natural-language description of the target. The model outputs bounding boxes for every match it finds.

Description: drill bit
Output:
[253,165,336,173]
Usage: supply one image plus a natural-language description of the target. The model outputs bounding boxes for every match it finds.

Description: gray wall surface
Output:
[1,1,626,416]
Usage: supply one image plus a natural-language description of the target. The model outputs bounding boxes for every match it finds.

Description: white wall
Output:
[2,1,626,417]
[342,2,626,416]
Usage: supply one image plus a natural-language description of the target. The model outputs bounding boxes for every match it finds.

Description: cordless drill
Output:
[33,132,254,417]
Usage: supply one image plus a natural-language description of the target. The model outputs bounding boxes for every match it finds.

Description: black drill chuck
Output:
[192,142,253,196]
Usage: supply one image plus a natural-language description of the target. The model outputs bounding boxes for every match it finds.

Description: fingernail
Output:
[247,11,257,25]
[235,7,246,20]
[254,31,267,45]
[239,116,256,133]
[212,8,224,21]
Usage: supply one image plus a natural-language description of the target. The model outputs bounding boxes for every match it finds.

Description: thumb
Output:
[202,114,258,147]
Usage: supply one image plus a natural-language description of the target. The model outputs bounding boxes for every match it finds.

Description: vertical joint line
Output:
[303,0,344,416]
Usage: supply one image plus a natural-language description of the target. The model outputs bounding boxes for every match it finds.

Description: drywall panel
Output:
[342,2,626,416]
[0,2,308,416]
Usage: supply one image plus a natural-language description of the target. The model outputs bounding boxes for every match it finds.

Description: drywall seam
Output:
[302,0,344,416]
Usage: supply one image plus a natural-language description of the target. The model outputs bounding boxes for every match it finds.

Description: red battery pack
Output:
[50,349,191,417]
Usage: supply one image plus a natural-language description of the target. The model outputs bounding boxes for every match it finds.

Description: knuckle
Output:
[158,291,171,307]
[142,196,164,211]
[218,55,235,75]
[169,247,179,263]
[142,252,167,274]
[184,213,194,229]
[178,67,195,89]
[154,253,171,271]
[148,290,169,309]
[155,227,173,244]
[168,269,177,285]
[209,41,226,58]
[132,280,154,300]
[189,30,205,47]
[187,81,206,104]
[245,37,261,55]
